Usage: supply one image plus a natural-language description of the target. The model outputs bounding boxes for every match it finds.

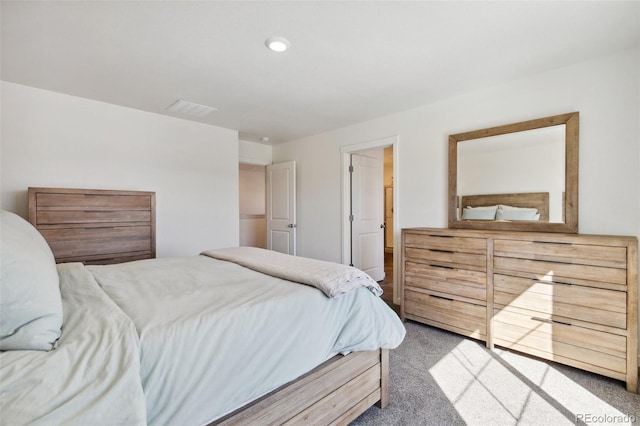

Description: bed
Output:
[0,188,405,425]
[459,191,549,221]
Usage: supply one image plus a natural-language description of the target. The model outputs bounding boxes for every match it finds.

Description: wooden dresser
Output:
[28,187,155,265]
[401,228,638,392]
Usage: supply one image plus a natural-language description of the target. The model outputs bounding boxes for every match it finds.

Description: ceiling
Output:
[2,1,638,145]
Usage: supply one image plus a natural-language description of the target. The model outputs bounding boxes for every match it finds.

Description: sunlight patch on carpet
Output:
[429,340,634,425]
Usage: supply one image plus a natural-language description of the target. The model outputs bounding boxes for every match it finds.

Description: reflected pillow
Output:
[0,210,63,351]
[496,205,539,221]
[461,205,498,220]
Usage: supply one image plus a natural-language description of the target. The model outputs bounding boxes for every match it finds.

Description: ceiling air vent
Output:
[166,99,217,117]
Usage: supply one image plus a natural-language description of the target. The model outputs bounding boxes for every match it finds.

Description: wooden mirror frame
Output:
[448,111,579,233]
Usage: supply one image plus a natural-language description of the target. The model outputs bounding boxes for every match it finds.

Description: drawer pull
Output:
[533,240,572,245]
[431,249,454,254]
[86,226,114,230]
[531,316,572,326]
[431,264,454,270]
[429,294,454,302]
[531,278,572,286]
[84,210,113,213]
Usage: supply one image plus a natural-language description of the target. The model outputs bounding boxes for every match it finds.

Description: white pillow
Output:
[461,205,498,220]
[496,205,540,221]
[0,210,63,351]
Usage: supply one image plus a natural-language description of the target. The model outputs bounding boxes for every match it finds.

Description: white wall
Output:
[239,140,272,165]
[1,81,240,257]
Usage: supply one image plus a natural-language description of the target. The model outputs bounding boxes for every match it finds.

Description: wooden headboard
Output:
[460,192,549,221]
[28,187,156,265]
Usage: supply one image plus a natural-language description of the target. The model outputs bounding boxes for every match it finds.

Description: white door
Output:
[266,161,296,255]
[351,153,384,281]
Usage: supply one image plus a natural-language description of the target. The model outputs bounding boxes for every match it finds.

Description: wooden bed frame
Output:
[213,349,388,425]
[460,192,549,221]
[28,187,390,425]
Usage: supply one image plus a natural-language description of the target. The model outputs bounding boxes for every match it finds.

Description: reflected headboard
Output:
[460,192,549,221]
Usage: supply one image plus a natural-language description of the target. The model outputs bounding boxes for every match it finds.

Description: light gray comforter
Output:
[201,246,383,297]
[88,255,405,425]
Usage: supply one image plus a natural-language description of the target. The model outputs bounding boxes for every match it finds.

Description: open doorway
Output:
[239,163,266,248]
[341,136,399,307]
[381,147,394,305]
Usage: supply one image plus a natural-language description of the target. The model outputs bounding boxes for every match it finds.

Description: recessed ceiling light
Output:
[166,99,217,117]
[265,36,291,53]
[260,136,270,143]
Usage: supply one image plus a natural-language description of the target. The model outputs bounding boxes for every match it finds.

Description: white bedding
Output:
[201,246,383,297]
[0,263,146,425]
[87,255,405,425]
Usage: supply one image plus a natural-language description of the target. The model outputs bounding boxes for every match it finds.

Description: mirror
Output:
[448,112,579,233]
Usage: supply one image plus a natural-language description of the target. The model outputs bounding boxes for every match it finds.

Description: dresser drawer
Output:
[404,233,486,254]
[494,274,626,329]
[493,257,627,290]
[40,225,152,260]
[494,307,627,377]
[494,239,627,269]
[405,247,485,272]
[405,261,486,302]
[404,289,486,340]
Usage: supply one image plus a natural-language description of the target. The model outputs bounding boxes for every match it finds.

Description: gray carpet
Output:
[352,321,640,425]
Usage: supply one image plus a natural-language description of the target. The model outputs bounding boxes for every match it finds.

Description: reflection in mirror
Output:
[448,112,579,233]
[457,126,565,223]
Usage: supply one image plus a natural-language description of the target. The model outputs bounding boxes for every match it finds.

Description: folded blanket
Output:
[201,247,383,298]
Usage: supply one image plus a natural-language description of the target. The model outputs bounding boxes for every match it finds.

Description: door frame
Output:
[340,135,400,304]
